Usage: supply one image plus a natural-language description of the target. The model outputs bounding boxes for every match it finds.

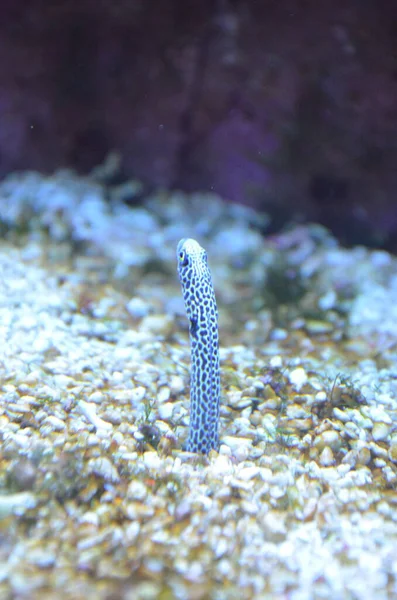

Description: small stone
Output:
[383,466,397,485]
[112,371,124,384]
[222,435,252,455]
[314,391,327,403]
[3,384,16,394]
[43,415,66,431]
[126,502,155,520]
[139,315,173,336]
[155,420,173,435]
[8,459,37,491]
[234,395,254,410]
[114,389,134,403]
[157,387,170,403]
[103,409,122,425]
[372,422,391,442]
[0,492,36,518]
[142,451,162,469]
[356,446,371,465]
[364,406,392,424]
[78,400,113,431]
[333,407,349,422]
[302,496,318,521]
[271,329,288,341]
[18,394,36,405]
[225,390,241,408]
[377,501,391,517]
[157,433,177,455]
[342,450,357,467]
[127,480,147,501]
[6,403,31,417]
[319,446,335,466]
[286,403,309,419]
[305,320,333,334]
[125,521,140,542]
[269,356,283,368]
[238,466,260,481]
[388,439,397,464]
[79,511,100,526]
[288,367,308,391]
[219,444,232,456]
[209,454,233,476]
[369,442,388,458]
[318,289,336,310]
[130,386,146,405]
[287,418,312,433]
[313,430,341,452]
[112,431,124,445]
[89,391,104,403]
[343,421,360,439]
[169,375,184,395]
[157,402,174,420]
[126,297,149,318]
[28,548,56,569]
[234,444,251,462]
[87,457,120,484]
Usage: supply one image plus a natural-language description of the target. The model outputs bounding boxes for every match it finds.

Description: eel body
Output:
[177,238,220,453]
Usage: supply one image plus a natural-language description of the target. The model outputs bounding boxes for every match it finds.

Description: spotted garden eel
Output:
[177,238,220,454]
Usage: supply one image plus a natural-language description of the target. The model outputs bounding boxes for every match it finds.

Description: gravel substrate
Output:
[0,169,396,599]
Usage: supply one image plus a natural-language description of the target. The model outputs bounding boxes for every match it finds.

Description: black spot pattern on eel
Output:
[177,238,220,454]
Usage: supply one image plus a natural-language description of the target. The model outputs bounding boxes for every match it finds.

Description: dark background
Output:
[1,0,397,248]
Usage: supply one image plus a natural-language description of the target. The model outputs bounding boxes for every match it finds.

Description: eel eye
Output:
[179,250,188,266]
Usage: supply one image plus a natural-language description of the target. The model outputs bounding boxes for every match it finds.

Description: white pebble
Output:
[314,430,341,451]
[43,415,66,431]
[130,386,146,405]
[143,451,162,469]
[234,444,250,462]
[319,446,335,467]
[219,444,232,456]
[112,371,124,384]
[289,367,308,391]
[158,387,170,403]
[127,480,147,501]
[0,492,36,518]
[158,402,174,420]
[126,297,149,318]
[269,356,283,368]
[79,511,100,527]
[238,466,260,481]
[77,400,112,432]
[364,406,392,424]
[211,454,234,476]
[372,422,391,442]
[333,407,349,422]
[170,376,185,395]
[87,457,120,484]
[89,391,104,403]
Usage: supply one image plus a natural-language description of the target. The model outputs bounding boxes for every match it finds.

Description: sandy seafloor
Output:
[0,166,396,600]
